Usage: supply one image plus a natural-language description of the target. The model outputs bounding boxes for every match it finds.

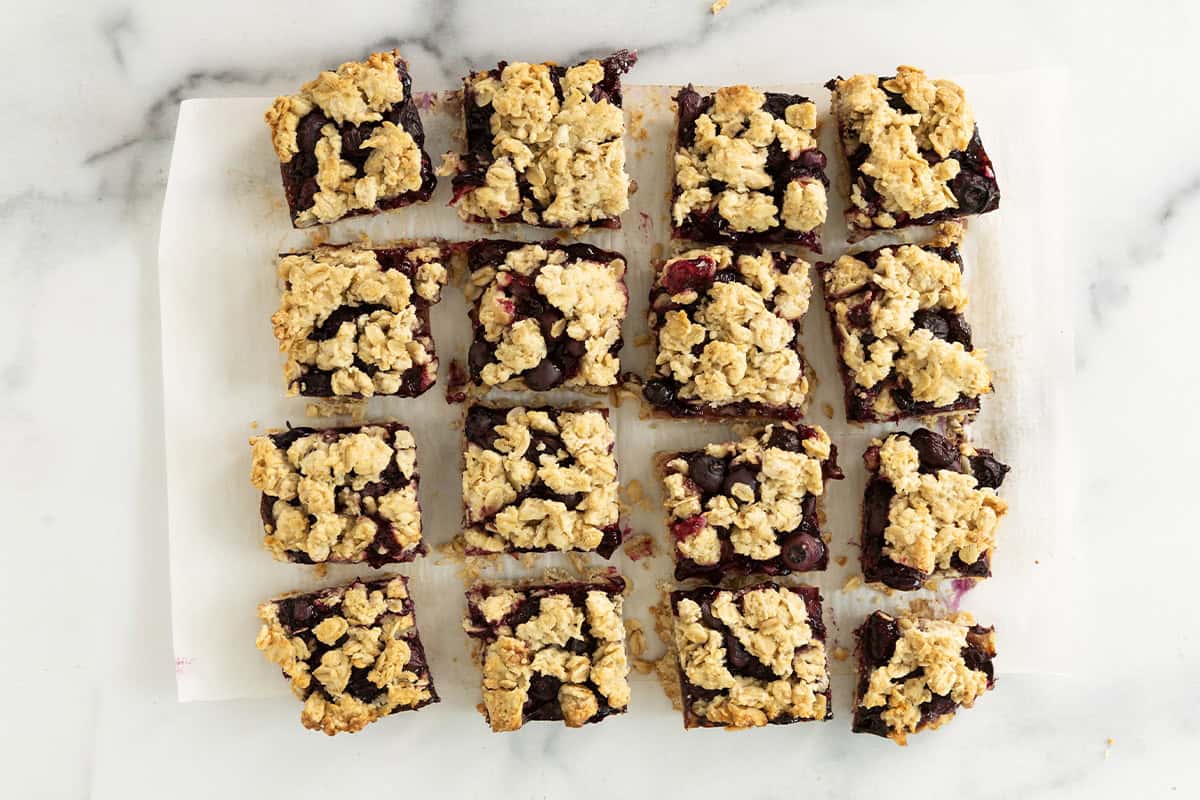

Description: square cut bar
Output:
[670,583,831,729]
[264,50,437,228]
[671,84,829,249]
[817,223,992,423]
[861,428,1010,591]
[272,241,449,399]
[657,422,843,582]
[642,245,815,420]
[463,572,631,732]
[446,50,637,229]
[827,66,1000,240]
[460,404,622,557]
[256,575,438,736]
[853,610,996,745]
[250,421,426,566]
[461,240,628,392]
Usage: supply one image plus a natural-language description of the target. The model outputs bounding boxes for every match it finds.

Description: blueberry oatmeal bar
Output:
[853,610,996,745]
[672,85,828,249]
[460,404,622,557]
[250,422,426,565]
[670,583,831,729]
[463,572,631,731]
[827,66,1000,240]
[861,428,1009,590]
[642,245,815,420]
[272,242,448,399]
[264,50,436,228]
[657,423,842,581]
[462,240,627,392]
[817,223,992,423]
[445,50,637,229]
[256,575,438,735]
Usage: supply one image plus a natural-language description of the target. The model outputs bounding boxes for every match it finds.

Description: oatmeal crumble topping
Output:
[819,224,992,421]
[272,243,448,398]
[256,575,437,735]
[451,52,635,228]
[461,406,621,556]
[647,246,814,416]
[855,610,996,744]
[872,433,1008,577]
[250,422,425,565]
[671,585,830,728]
[673,85,826,242]
[464,576,631,731]
[463,242,628,391]
[265,51,433,227]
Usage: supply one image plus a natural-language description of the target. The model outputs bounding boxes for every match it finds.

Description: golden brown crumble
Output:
[464,579,631,732]
[461,407,620,554]
[673,86,824,235]
[874,433,1007,576]
[659,423,833,568]
[256,576,435,735]
[249,423,423,564]
[822,224,991,416]
[455,58,631,228]
[265,51,426,227]
[272,243,448,398]
[830,66,975,231]
[651,246,813,411]
[672,586,829,728]
[465,243,627,390]
[859,611,995,744]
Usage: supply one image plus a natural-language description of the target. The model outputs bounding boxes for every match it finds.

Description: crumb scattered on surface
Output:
[311,564,327,579]
[1105,737,1115,759]
[627,619,647,658]
[249,420,259,429]
[436,538,484,584]
[647,584,683,710]
[924,578,942,591]
[842,575,863,592]
[633,333,654,348]
[566,552,593,577]
[622,480,654,512]
[711,0,730,14]
[622,533,656,562]
[305,398,367,421]
[629,109,648,141]
[633,658,656,675]
[822,402,835,419]
[835,555,848,567]
[833,646,850,662]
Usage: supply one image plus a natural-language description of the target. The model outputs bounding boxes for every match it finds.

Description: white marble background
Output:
[2,0,1196,797]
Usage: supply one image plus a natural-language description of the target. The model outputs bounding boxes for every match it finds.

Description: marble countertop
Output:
[4,0,1197,797]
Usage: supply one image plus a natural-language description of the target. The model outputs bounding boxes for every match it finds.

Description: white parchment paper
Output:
[159,73,1072,705]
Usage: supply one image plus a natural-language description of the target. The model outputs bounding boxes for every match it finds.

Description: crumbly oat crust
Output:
[250,422,425,565]
[462,241,628,391]
[817,223,992,422]
[460,405,622,557]
[463,573,631,731]
[256,575,438,735]
[264,50,436,227]
[670,583,831,729]
[272,242,449,399]
[449,51,636,229]
[853,610,996,745]
[658,422,842,581]
[643,245,814,419]
[827,66,999,237]
[672,85,828,248]
[861,429,1009,590]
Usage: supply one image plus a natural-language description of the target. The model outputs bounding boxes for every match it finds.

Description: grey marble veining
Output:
[2,0,1199,797]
